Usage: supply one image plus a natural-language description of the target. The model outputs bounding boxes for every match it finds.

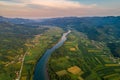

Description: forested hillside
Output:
[39,16,120,58]
[40,16,120,41]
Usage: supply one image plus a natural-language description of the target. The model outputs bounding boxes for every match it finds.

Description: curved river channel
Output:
[33,30,71,80]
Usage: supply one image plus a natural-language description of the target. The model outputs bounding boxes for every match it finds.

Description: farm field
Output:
[48,30,120,80]
[0,22,49,80]
[20,27,64,80]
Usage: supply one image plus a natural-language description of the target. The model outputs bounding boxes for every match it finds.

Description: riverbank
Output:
[20,27,64,80]
[33,30,71,80]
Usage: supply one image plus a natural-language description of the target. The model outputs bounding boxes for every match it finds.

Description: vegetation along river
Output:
[33,30,71,80]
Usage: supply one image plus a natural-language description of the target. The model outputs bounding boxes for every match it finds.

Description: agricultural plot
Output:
[56,70,68,76]
[48,30,120,80]
[20,27,64,80]
[67,66,83,75]
[70,48,76,51]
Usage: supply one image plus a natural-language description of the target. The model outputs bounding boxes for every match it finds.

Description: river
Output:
[33,30,71,80]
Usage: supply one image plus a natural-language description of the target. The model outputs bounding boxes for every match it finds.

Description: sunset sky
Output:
[0,0,120,18]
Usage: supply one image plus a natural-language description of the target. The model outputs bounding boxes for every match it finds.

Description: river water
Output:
[33,30,71,80]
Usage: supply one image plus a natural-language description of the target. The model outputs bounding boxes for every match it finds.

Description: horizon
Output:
[1,15,120,20]
[0,0,120,18]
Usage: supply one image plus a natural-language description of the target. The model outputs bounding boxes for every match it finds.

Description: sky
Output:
[0,0,120,18]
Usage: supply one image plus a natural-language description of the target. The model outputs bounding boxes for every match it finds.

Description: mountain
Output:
[39,16,120,57]
[0,16,34,24]
[39,16,120,41]
[1,16,120,41]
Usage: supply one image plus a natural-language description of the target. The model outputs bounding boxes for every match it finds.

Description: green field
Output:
[20,27,64,80]
[48,30,120,80]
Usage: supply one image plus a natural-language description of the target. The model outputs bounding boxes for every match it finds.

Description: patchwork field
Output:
[48,30,120,80]
[20,27,64,80]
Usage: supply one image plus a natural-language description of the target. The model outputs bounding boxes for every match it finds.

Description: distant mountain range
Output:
[0,16,35,24]
[0,16,120,25]
[0,16,120,41]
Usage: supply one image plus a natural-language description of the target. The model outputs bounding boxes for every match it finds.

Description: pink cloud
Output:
[0,0,119,18]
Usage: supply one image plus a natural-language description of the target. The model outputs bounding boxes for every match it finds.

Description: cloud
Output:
[0,0,97,9]
[0,0,30,3]
[26,4,48,9]
[0,0,119,18]
[28,0,97,9]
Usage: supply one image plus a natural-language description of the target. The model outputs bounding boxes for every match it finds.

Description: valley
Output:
[0,16,120,80]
